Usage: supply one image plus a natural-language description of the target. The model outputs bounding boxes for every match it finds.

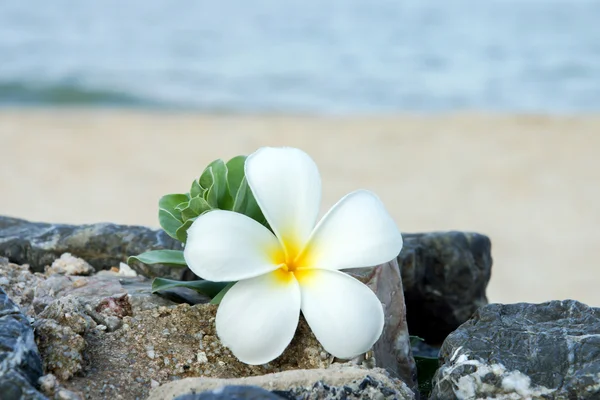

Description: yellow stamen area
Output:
[270,238,315,285]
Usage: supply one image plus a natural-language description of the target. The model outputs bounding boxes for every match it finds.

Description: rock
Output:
[61,303,331,399]
[34,318,86,381]
[346,258,417,392]
[410,339,439,359]
[149,364,414,400]
[38,374,58,396]
[398,231,492,344]
[175,386,284,399]
[0,257,44,315]
[0,216,182,278]
[39,374,83,400]
[430,300,600,399]
[0,286,46,399]
[37,295,97,334]
[46,253,95,276]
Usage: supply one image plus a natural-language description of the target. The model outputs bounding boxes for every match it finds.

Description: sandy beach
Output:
[1,109,598,306]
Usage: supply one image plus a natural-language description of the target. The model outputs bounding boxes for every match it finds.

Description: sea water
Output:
[0,0,598,113]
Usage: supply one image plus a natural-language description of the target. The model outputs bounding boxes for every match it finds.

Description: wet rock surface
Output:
[398,231,492,344]
[0,216,182,278]
[149,364,414,400]
[430,300,600,399]
[0,283,45,400]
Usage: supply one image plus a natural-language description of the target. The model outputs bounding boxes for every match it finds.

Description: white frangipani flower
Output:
[184,147,403,365]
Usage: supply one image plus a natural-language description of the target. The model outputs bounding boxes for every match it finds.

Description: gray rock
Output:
[45,253,95,276]
[347,258,417,393]
[430,300,600,399]
[148,364,414,400]
[398,231,492,344]
[0,216,182,278]
[176,386,284,400]
[0,287,46,400]
[34,318,86,381]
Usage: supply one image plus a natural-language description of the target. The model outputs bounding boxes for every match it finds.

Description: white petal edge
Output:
[298,269,384,358]
[184,210,282,282]
[216,272,301,365]
[245,147,321,256]
[299,190,403,270]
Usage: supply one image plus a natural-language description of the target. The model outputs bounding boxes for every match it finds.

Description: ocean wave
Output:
[0,81,156,107]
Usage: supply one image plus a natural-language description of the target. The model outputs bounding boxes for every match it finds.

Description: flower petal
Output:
[298,269,384,358]
[184,210,282,282]
[216,272,301,365]
[245,147,321,257]
[299,190,402,270]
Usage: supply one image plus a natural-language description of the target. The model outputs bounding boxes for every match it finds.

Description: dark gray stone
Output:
[0,287,47,400]
[175,386,284,400]
[398,231,492,344]
[0,216,182,278]
[430,300,600,399]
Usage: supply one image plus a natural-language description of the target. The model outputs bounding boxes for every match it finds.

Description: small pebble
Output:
[38,374,58,395]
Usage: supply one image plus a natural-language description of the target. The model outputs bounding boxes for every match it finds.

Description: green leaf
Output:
[151,278,230,298]
[190,179,204,198]
[410,335,425,347]
[127,250,187,267]
[226,155,247,199]
[233,177,267,226]
[181,196,212,221]
[175,218,196,243]
[159,194,188,216]
[158,194,187,239]
[174,200,190,212]
[158,208,184,240]
[209,282,236,304]
[205,160,230,208]
[199,163,215,191]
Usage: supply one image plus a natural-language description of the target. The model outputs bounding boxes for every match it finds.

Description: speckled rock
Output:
[430,300,600,399]
[0,258,44,315]
[38,374,82,400]
[149,364,414,400]
[0,257,178,320]
[34,318,86,381]
[0,284,46,400]
[346,258,417,392]
[0,216,182,278]
[37,296,97,334]
[398,231,492,344]
[46,253,95,276]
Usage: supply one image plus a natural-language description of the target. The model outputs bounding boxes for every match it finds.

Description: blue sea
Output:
[0,0,599,113]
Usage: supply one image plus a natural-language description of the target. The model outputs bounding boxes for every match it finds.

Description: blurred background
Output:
[0,0,599,305]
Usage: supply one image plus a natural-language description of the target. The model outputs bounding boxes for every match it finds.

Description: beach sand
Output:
[1,109,599,306]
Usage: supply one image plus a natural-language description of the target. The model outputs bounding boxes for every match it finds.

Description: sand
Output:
[1,109,599,306]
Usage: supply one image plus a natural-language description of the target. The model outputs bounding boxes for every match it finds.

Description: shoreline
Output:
[1,109,599,306]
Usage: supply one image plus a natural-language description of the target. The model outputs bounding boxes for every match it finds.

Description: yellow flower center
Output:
[270,238,313,285]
